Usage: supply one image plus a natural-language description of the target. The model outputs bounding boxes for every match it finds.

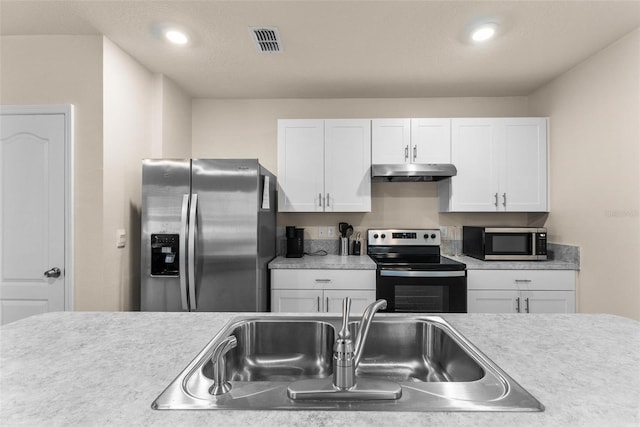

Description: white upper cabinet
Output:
[502,119,549,211]
[372,118,451,165]
[278,119,371,212]
[411,119,452,164]
[277,120,325,212]
[439,117,548,212]
[371,119,410,164]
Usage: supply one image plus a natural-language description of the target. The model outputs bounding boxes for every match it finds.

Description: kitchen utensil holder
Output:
[339,237,349,256]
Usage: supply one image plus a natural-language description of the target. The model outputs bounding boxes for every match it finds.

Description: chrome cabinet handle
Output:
[317,296,321,313]
[515,279,532,283]
[502,193,507,207]
[494,193,499,207]
[314,279,331,283]
[404,145,409,161]
[516,297,521,313]
[318,193,322,207]
[525,297,530,313]
[326,193,330,208]
[326,297,329,313]
[44,267,61,278]
[413,145,417,161]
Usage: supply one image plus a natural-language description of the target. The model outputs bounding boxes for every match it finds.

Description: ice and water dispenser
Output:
[150,234,179,276]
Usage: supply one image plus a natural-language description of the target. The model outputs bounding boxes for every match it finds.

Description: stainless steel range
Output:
[367,229,467,313]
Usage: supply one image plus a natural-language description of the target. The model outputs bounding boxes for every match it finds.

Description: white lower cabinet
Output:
[271,269,376,314]
[467,270,576,314]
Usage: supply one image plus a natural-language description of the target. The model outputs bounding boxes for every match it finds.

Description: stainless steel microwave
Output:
[462,227,548,261]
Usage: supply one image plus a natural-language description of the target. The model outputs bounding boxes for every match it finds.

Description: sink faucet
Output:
[288,296,400,400]
[333,297,387,390]
[208,335,237,396]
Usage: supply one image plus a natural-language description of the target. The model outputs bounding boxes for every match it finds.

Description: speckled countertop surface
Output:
[447,255,579,270]
[1,312,638,426]
[269,254,577,270]
[269,254,377,269]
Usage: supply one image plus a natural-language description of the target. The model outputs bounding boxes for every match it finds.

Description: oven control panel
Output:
[368,229,441,246]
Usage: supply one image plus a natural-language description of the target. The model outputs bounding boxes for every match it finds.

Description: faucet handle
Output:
[338,297,352,340]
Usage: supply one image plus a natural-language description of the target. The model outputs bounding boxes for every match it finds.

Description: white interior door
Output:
[0,106,72,324]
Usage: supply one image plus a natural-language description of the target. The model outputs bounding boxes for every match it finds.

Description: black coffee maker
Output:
[286,226,304,258]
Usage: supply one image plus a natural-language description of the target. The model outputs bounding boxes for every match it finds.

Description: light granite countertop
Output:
[1,311,638,426]
[447,255,579,270]
[269,254,578,270]
[269,254,377,269]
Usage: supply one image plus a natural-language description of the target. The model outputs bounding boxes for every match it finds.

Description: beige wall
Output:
[529,29,640,320]
[103,40,192,311]
[192,97,537,236]
[0,35,105,311]
[1,35,192,312]
[158,75,192,159]
[103,37,156,311]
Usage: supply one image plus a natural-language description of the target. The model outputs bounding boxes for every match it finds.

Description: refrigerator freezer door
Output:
[191,159,263,311]
[141,159,191,311]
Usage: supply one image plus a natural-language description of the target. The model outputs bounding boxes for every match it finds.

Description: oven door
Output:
[376,269,467,313]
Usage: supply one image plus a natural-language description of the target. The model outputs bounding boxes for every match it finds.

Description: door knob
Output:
[44,267,61,278]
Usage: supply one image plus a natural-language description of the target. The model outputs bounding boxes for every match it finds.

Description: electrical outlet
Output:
[318,227,327,238]
[327,226,336,238]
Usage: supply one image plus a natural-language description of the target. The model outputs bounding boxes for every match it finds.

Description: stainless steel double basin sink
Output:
[152,315,544,412]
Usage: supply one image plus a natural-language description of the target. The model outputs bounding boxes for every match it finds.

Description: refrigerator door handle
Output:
[179,194,190,311]
[188,193,198,311]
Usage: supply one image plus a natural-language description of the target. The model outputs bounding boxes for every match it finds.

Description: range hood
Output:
[371,163,457,182]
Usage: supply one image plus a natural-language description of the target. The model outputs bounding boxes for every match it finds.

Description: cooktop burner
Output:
[367,228,466,271]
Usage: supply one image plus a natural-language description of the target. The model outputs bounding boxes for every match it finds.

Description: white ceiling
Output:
[1,1,639,99]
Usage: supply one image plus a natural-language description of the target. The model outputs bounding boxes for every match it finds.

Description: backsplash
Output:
[547,243,580,265]
[277,227,580,267]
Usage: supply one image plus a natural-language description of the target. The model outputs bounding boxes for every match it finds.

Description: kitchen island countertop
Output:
[1,311,638,426]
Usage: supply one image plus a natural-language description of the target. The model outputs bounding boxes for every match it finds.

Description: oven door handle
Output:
[379,270,466,278]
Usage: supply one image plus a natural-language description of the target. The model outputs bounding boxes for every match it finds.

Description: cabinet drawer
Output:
[271,269,376,290]
[467,269,575,291]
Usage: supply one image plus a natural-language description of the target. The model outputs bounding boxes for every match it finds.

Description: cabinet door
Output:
[447,119,500,211]
[324,290,377,314]
[411,119,451,164]
[502,118,548,212]
[271,289,322,313]
[467,290,519,313]
[277,120,325,212]
[523,290,575,313]
[371,119,410,164]
[324,119,371,212]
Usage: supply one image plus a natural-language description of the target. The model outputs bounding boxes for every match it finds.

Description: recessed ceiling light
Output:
[164,29,189,45]
[470,23,498,43]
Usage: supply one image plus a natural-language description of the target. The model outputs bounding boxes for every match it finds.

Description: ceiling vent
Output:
[250,27,282,53]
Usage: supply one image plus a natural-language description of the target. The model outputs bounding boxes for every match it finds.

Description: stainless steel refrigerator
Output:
[141,159,276,312]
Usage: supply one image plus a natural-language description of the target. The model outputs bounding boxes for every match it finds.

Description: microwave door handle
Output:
[179,195,190,311]
[188,193,198,311]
